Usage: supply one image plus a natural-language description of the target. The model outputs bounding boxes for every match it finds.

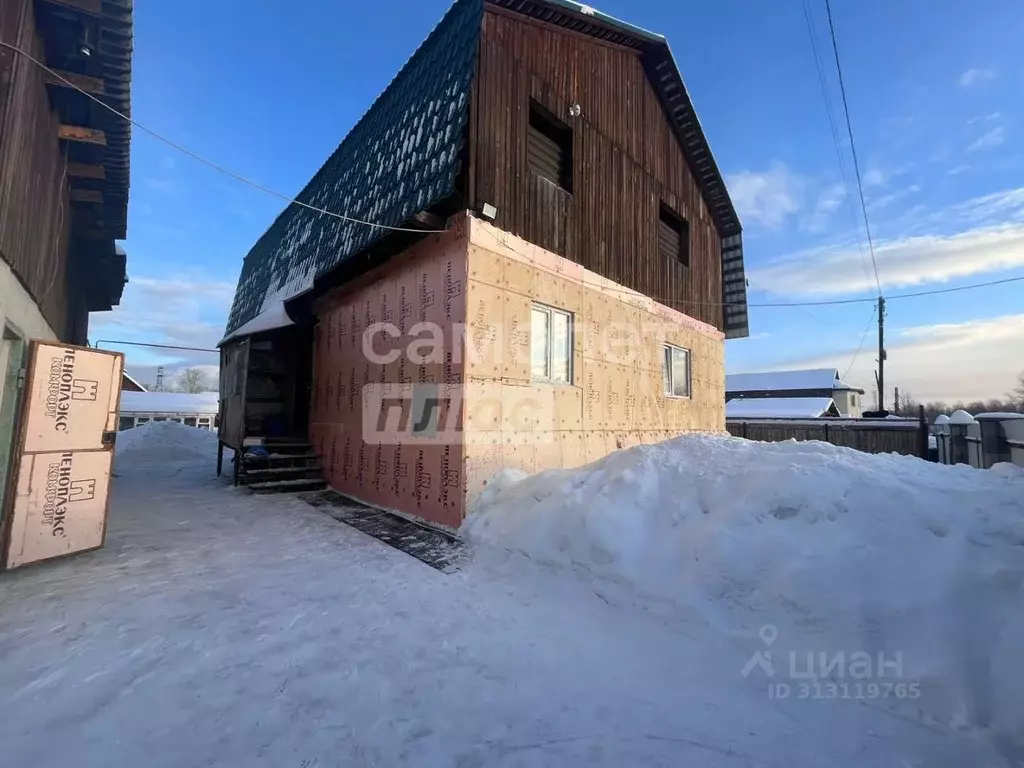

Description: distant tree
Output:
[1009,372,1024,409]
[894,389,918,416]
[175,367,211,394]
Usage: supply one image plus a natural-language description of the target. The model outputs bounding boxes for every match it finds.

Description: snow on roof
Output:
[726,368,850,393]
[949,410,976,425]
[219,300,294,345]
[120,391,220,415]
[725,397,838,419]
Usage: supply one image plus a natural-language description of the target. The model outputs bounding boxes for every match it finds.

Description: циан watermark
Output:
[742,624,921,701]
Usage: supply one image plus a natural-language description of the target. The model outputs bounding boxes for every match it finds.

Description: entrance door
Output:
[0,341,124,570]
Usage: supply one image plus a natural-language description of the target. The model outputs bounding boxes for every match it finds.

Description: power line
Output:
[0,41,448,235]
[843,305,876,379]
[823,0,882,298]
[94,340,219,354]
[478,225,1024,309]
[800,0,871,287]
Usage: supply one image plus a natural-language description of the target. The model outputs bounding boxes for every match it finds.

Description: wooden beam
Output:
[70,189,103,204]
[41,0,101,15]
[44,69,105,94]
[67,162,105,180]
[58,124,106,146]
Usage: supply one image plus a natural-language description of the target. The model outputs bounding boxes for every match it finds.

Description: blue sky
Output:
[92,0,1024,403]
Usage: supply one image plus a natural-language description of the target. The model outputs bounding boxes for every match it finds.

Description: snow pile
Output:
[464,435,1024,744]
[115,420,218,461]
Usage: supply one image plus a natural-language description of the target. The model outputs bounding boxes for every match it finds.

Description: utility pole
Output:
[877,296,887,412]
[156,365,165,392]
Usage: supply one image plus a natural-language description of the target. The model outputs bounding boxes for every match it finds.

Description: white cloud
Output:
[946,164,972,176]
[726,163,803,229]
[959,68,997,87]
[967,126,1005,152]
[867,184,921,211]
[803,183,846,232]
[749,187,1024,296]
[967,112,1001,125]
[783,314,1024,403]
[89,275,234,370]
[862,168,887,188]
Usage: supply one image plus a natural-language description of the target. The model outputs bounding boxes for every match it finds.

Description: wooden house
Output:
[0,0,132,506]
[219,0,746,526]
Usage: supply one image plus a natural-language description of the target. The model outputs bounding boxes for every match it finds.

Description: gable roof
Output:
[224,0,746,337]
[726,397,839,419]
[487,0,747,338]
[727,368,852,394]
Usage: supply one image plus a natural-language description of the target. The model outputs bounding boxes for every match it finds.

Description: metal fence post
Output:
[918,404,928,459]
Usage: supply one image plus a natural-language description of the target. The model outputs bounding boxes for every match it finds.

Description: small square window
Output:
[528,101,573,192]
[531,303,573,384]
[662,344,691,398]
[118,416,135,431]
[184,417,197,427]
[659,203,690,267]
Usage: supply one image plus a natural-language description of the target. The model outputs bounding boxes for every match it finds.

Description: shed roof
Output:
[224,0,745,337]
[726,397,839,419]
[726,368,864,394]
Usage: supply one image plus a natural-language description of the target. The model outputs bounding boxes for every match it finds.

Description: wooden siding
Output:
[471,9,723,330]
[0,0,72,336]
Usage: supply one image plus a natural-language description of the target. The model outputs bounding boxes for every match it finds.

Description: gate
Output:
[0,341,123,570]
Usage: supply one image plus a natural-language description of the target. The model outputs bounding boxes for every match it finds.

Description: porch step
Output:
[241,464,323,478]
[248,477,328,495]
[237,464,324,486]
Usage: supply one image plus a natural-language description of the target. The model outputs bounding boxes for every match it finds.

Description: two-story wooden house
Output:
[220,0,747,528]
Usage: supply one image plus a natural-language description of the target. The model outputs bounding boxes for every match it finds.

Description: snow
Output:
[1,427,1021,766]
[975,412,1024,420]
[950,409,976,425]
[119,391,220,415]
[726,396,836,418]
[465,434,1024,760]
[726,367,849,394]
[935,414,951,425]
[114,420,219,459]
[219,300,294,345]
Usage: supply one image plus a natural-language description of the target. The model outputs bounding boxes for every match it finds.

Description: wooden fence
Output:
[726,413,929,458]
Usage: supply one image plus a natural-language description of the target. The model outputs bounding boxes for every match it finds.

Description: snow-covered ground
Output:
[0,425,1021,766]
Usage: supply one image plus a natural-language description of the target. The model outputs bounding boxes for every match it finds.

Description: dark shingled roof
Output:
[225,0,747,338]
[224,0,482,334]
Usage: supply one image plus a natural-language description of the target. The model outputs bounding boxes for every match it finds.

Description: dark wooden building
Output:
[220,0,747,511]
[0,0,132,504]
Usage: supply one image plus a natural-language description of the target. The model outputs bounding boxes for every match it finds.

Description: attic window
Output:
[659,203,690,267]
[528,101,572,192]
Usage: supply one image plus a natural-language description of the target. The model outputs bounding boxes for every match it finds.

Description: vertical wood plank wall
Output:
[471,9,723,331]
[0,0,71,336]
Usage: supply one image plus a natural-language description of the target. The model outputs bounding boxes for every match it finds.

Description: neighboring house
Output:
[118,392,220,432]
[0,0,132,500]
[122,371,147,392]
[725,368,865,418]
[219,0,747,528]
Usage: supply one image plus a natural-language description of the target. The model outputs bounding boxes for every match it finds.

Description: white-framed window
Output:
[662,344,691,398]
[531,302,573,384]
